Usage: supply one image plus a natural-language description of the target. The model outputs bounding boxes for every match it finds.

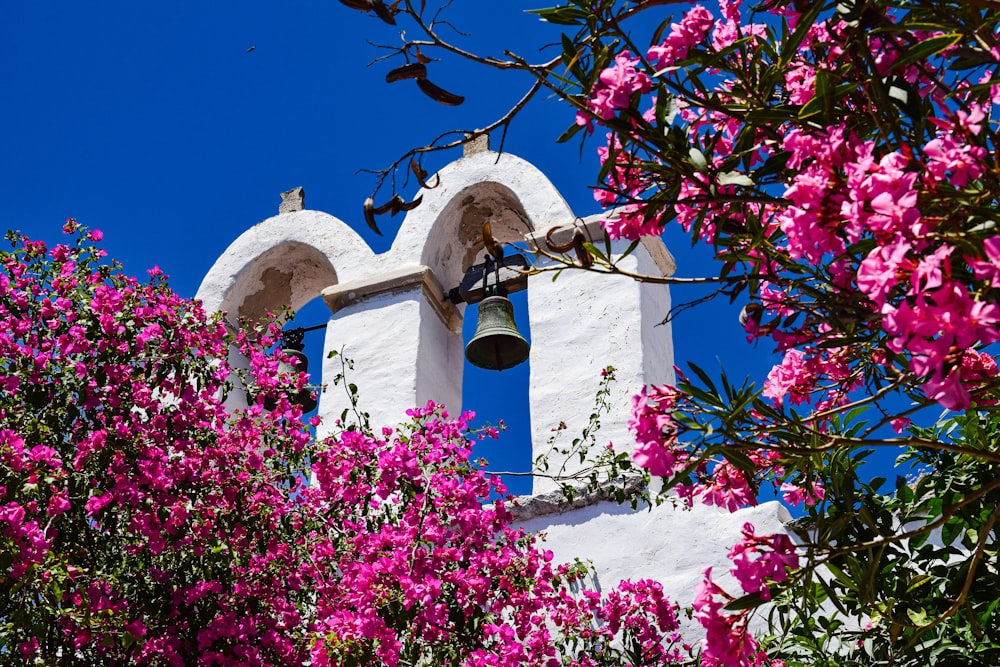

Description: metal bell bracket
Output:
[447,252,529,306]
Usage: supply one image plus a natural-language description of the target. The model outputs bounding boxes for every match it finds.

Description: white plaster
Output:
[527,237,675,495]
[197,152,675,439]
[323,264,461,334]
[387,151,577,290]
[516,500,792,638]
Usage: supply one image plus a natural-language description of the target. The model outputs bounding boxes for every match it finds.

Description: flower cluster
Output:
[1,222,691,665]
[576,0,1000,412]
[692,524,798,667]
[561,0,1000,661]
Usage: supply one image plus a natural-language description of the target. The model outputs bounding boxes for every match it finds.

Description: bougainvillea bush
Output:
[338,0,1000,664]
[0,221,689,665]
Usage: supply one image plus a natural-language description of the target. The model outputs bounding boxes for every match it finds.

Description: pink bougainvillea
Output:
[0,222,690,665]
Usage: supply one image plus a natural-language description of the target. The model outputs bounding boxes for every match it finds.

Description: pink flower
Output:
[762,349,812,407]
[779,480,825,507]
[577,51,651,127]
[647,6,714,69]
[924,132,986,187]
[692,568,763,667]
[633,440,677,477]
[968,236,1000,287]
[699,462,757,513]
[857,239,911,306]
[784,63,816,105]
[728,523,799,601]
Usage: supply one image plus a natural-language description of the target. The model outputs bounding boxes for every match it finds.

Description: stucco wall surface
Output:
[516,499,793,639]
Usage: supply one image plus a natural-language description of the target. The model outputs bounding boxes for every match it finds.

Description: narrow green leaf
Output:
[888,33,963,73]
[824,560,859,591]
[724,590,764,611]
[525,6,589,25]
[556,122,584,144]
[687,362,719,395]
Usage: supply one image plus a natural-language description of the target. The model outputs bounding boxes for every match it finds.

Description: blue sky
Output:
[1,2,778,494]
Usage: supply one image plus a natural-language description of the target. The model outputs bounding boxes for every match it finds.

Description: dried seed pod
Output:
[410,159,439,190]
[481,221,504,261]
[337,0,373,10]
[416,77,465,106]
[385,63,427,83]
[394,194,423,213]
[363,197,381,236]
[544,226,576,254]
[573,232,593,268]
[364,194,423,235]
[370,0,396,24]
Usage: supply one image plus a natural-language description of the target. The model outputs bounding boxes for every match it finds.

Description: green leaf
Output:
[906,573,932,593]
[583,242,608,263]
[724,590,764,611]
[754,150,791,179]
[556,122,584,143]
[907,607,931,627]
[721,447,757,477]
[888,33,963,73]
[798,68,829,119]
[778,0,825,67]
[824,560,859,591]
[525,6,589,25]
[686,362,716,391]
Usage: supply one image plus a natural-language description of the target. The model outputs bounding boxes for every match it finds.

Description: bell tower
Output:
[196,147,793,641]
[196,148,676,492]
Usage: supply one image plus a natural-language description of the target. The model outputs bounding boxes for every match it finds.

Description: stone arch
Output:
[365,151,579,448]
[196,208,376,412]
[387,150,576,290]
[196,209,375,324]
[221,242,336,322]
[196,152,676,481]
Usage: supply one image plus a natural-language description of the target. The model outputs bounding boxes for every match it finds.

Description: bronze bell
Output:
[465,294,530,371]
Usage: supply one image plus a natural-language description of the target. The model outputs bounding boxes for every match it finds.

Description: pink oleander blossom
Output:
[968,236,1000,287]
[728,523,799,601]
[698,462,757,513]
[924,131,987,187]
[576,51,651,128]
[647,5,715,69]
[693,568,764,667]
[779,480,825,507]
[762,349,813,407]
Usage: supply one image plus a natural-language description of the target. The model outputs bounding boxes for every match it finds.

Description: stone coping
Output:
[321,264,462,333]
[507,475,648,522]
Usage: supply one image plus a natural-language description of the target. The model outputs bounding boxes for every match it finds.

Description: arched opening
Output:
[424,183,538,497]
[226,241,339,323]
[462,289,533,497]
